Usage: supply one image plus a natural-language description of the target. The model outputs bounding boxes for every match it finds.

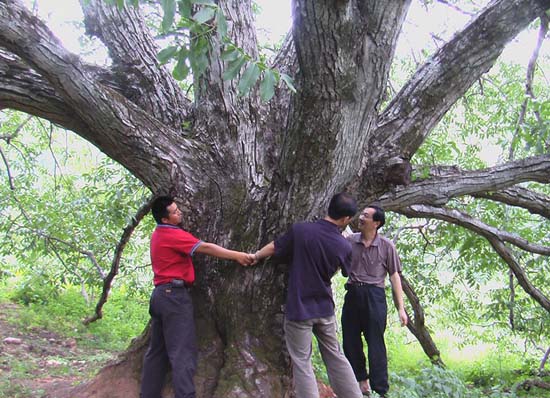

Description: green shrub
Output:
[9,272,59,305]
[391,365,481,398]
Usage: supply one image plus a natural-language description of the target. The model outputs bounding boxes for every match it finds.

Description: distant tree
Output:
[1,0,549,397]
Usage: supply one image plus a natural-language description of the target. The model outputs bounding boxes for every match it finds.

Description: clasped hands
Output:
[235,251,261,267]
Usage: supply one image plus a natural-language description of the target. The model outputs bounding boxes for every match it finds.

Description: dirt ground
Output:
[0,302,115,398]
[0,301,339,398]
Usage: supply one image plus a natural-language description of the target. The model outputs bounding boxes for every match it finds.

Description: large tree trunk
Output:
[1,0,550,397]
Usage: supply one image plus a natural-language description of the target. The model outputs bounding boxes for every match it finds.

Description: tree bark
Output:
[401,275,444,366]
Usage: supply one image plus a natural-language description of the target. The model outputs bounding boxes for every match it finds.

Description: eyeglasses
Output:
[168,207,181,215]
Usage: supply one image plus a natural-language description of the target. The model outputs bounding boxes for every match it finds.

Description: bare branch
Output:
[404,204,550,255]
[0,145,14,189]
[376,0,550,158]
[488,236,550,313]
[472,186,550,219]
[541,346,550,371]
[401,274,444,366]
[400,204,550,312]
[42,231,105,278]
[10,218,106,278]
[0,114,32,141]
[0,114,31,189]
[510,13,549,160]
[84,195,153,325]
[8,190,105,277]
[435,0,476,17]
[380,154,550,209]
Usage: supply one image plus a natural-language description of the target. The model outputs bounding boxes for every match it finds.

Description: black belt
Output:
[345,282,373,290]
[156,279,191,289]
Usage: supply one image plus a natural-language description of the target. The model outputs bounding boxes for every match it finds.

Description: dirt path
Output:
[0,302,115,398]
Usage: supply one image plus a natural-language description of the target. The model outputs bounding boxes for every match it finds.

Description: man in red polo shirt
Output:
[140,196,253,398]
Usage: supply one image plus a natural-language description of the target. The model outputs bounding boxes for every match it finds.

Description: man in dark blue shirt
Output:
[253,192,363,398]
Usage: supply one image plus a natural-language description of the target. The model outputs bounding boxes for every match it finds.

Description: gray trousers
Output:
[284,315,363,398]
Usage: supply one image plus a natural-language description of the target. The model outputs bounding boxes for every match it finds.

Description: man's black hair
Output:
[328,192,357,220]
[151,195,174,224]
[369,205,386,230]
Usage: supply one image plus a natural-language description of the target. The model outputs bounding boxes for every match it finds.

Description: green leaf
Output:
[173,61,189,81]
[222,56,246,81]
[178,0,192,18]
[260,69,277,102]
[173,48,190,80]
[157,46,179,65]
[193,6,216,24]
[161,0,177,32]
[194,53,209,77]
[221,47,240,62]
[190,44,209,78]
[116,0,124,9]
[238,63,261,96]
[216,9,228,38]
[280,73,296,93]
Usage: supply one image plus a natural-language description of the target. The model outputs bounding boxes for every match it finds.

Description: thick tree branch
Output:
[0,50,90,131]
[269,1,413,219]
[83,196,153,325]
[403,205,550,255]
[81,0,192,129]
[293,0,409,102]
[400,204,550,312]
[0,0,214,196]
[401,274,444,366]
[376,0,550,159]
[379,155,550,209]
[488,237,550,313]
[472,187,550,219]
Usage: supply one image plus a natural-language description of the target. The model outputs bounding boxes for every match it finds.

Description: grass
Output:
[309,315,550,397]
[0,278,151,398]
[1,276,549,397]
[0,277,150,351]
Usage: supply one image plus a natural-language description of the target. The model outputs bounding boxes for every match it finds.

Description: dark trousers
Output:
[341,284,389,395]
[140,284,197,398]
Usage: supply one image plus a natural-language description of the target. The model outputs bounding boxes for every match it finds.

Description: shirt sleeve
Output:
[274,226,294,259]
[340,248,352,277]
[173,229,201,255]
[386,240,402,275]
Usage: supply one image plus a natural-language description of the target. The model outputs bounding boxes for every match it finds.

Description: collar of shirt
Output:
[317,218,340,231]
[351,232,381,246]
[156,223,181,230]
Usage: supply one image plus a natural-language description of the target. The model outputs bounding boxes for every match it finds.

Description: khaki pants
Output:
[284,316,363,398]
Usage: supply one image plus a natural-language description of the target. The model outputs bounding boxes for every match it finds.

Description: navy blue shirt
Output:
[274,219,353,321]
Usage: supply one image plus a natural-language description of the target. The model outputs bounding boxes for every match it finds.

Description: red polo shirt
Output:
[150,224,203,286]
